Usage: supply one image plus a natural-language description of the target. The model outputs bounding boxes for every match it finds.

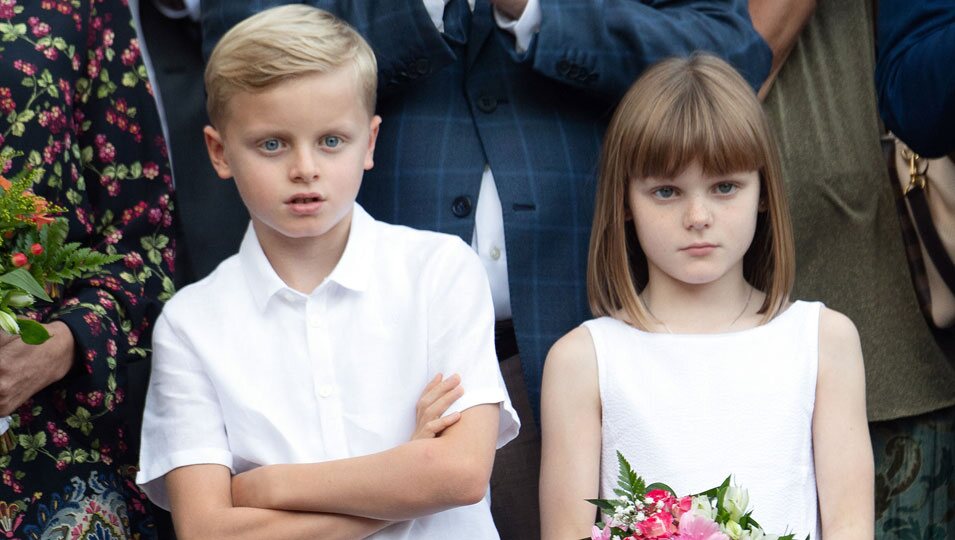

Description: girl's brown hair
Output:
[588,53,794,330]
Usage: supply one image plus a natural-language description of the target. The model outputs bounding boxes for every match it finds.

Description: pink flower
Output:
[13,60,37,77]
[142,162,159,180]
[637,514,674,539]
[0,87,15,114]
[124,252,143,269]
[0,0,16,19]
[673,512,729,540]
[673,496,693,519]
[592,525,612,540]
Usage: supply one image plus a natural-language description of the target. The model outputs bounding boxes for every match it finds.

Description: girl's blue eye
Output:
[261,139,281,152]
[322,136,341,148]
[654,186,675,199]
[715,182,736,194]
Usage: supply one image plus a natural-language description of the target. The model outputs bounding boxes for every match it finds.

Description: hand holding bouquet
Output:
[0,158,120,448]
[589,452,804,540]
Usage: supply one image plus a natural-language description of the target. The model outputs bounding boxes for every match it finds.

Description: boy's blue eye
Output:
[322,136,341,148]
[261,139,281,152]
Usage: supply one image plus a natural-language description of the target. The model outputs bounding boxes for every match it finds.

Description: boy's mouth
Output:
[286,193,326,215]
[286,193,324,204]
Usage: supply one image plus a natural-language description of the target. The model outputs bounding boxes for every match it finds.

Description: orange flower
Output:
[0,176,10,191]
[25,193,55,228]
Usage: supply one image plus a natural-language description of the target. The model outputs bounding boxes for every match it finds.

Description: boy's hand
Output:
[412,373,463,440]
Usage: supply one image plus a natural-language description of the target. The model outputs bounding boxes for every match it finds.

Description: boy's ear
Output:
[203,125,233,180]
[363,115,382,171]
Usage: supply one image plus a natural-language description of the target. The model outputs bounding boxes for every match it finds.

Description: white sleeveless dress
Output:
[583,301,823,538]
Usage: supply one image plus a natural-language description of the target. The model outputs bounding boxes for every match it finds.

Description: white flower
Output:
[0,310,19,335]
[5,292,34,308]
[689,495,717,520]
[722,520,743,540]
[725,485,750,521]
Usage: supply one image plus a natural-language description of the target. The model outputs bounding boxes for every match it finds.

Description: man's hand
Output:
[0,321,75,415]
[412,373,463,440]
[490,0,528,20]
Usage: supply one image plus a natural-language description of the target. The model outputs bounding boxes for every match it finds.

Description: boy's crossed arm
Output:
[164,374,495,539]
[231,403,500,519]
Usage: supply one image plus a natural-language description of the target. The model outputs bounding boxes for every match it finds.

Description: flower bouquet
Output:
[589,452,804,540]
[0,158,121,451]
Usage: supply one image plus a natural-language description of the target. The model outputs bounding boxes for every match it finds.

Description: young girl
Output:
[539,54,874,539]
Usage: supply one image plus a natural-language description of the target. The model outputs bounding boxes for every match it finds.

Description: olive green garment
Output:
[762,0,955,421]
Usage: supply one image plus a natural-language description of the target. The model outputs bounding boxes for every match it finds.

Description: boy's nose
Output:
[683,197,712,230]
[290,149,320,182]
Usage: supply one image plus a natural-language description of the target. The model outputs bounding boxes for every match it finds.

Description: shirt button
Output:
[318,385,333,398]
[489,246,501,261]
[309,315,322,327]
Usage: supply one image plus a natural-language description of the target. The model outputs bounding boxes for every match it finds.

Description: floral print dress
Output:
[0,0,174,538]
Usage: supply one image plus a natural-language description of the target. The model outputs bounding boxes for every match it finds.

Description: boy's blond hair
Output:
[204,5,377,127]
[588,53,795,330]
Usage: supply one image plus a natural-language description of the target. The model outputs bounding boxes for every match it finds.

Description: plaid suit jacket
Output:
[201,0,771,416]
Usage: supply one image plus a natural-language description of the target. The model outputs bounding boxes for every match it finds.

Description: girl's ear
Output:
[758,197,768,212]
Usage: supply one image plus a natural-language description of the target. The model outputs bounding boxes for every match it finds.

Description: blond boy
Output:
[137,6,518,538]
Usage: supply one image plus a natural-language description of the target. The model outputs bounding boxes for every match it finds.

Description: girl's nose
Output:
[683,196,712,230]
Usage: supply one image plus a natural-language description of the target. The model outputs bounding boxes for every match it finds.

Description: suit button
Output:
[556,59,571,76]
[414,58,431,75]
[477,95,498,113]
[451,196,473,218]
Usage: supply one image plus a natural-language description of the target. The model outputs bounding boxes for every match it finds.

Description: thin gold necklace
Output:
[642,287,754,334]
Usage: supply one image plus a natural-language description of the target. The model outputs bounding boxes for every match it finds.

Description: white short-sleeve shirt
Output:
[137,203,519,539]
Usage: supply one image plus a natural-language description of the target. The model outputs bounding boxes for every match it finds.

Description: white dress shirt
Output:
[138,204,519,539]
[423,0,542,319]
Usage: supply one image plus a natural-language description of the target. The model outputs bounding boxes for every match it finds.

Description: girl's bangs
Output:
[630,83,766,181]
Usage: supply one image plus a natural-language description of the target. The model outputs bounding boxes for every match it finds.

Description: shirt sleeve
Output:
[136,308,233,510]
[424,239,520,449]
[493,0,541,54]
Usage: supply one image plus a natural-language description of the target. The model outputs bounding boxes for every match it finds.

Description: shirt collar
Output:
[239,203,376,311]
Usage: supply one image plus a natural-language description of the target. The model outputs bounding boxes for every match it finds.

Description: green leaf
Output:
[22,448,37,462]
[16,109,34,123]
[73,448,89,463]
[17,434,33,450]
[0,268,52,302]
[121,72,138,87]
[81,145,93,164]
[16,318,50,345]
[585,498,617,513]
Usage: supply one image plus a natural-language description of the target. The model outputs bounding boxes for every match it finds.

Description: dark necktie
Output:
[442,0,471,46]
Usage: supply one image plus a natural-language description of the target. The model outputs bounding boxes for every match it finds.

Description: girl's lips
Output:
[681,243,717,256]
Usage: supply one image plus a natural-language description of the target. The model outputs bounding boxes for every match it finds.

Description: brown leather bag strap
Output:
[905,185,955,292]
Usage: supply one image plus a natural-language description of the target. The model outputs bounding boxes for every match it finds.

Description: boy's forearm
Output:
[234,405,499,520]
[175,505,390,540]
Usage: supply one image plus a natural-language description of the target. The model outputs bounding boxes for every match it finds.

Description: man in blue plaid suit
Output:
[201,1,769,536]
